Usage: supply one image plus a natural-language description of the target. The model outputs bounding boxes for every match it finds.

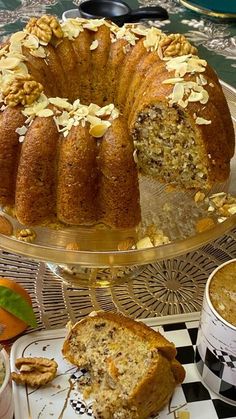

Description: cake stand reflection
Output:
[0,81,236,288]
[0,171,236,288]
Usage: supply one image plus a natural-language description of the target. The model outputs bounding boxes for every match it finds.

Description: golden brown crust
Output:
[72,29,93,105]
[0,107,25,207]
[44,44,69,98]
[117,39,147,112]
[22,46,54,97]
[123,51,158,117]
[202,73,235,159]
[91,24,111,106]
[105,38,128,105]
[57,125,99,225]
[128,61,166,127]
[129,354,176,418]
[98,117,141,228]
[15,116,58,225]
[55,37,81,102]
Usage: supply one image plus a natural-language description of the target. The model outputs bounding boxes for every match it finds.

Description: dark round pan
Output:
[79,0,168,25]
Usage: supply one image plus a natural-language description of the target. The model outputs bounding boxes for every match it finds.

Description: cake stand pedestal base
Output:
[47,263,145,288]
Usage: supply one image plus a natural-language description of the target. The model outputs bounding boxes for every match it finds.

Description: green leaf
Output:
[0,285,37,328]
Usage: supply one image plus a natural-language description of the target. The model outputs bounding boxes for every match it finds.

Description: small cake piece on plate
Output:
[62,311,185,419]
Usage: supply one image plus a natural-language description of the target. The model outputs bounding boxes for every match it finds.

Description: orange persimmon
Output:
[0,277,32,341]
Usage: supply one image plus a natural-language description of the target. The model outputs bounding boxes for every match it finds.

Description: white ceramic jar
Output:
[195,259,236,405]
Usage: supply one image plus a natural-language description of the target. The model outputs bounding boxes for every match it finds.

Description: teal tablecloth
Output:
[0,0,235,87]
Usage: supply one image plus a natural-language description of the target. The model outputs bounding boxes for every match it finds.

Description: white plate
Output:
[10,313,236,419]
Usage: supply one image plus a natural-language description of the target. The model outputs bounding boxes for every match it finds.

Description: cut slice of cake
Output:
[62,311,185,419]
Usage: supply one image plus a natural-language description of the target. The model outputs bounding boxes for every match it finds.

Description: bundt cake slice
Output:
[62,311,185,419]
[128,55,234,189]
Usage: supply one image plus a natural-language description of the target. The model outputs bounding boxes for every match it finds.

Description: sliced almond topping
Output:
[10,31,27,44]
[162,77,184,84]
[0,56,21,70]
[83,18,106,31]
[87,115,102,126]
[16,125,28,136]
[90,40,99,50]
[23,34,40,50]
[87,103,101,115]
[37,108,54,117]
[61,18,84,40]
[14,62,29,75]
[49,97,73,111]
[89,121,111,138]
[171,82,185,103]
[196,117,211,125]
[9,42,23,54]
[188,91,203,102]
[29,46,46,58]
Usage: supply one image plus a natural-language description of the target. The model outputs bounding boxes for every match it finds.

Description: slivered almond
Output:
[10,31,27,43]
[0,215,13,236]
[37,108,54,117]
[90,40,98,50]
[196,117,211,125]
[89,122,111,138]
[0,56,21,70]
[162,77,184,84]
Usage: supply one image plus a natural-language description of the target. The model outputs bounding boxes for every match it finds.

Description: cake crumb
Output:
[195,217,215,233]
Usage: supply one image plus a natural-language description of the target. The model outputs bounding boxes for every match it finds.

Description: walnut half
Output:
[160,34,197,57]
[3,74,43,107]
[26,15,64,44]
[11,357,58,387]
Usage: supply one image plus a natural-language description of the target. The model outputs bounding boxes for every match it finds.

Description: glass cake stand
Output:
[0,81,236,288]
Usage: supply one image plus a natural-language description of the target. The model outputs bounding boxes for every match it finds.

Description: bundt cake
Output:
[0,15,234,229]
[62,311,185,418]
